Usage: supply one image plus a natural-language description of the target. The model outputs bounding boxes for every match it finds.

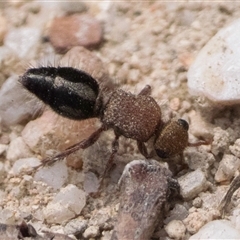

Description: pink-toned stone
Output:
[60,46,114,93]
[49,14,103,53]
[169,97,180,111]
[21,110,99,160]
[60,46,108,83]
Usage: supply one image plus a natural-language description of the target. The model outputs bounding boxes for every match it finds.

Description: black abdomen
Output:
[20,67,101,120]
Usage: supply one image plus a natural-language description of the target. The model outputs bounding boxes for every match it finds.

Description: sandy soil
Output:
[1,1,240,240]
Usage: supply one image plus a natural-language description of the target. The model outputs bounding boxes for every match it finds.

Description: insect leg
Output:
[40,125,105,167]
[99,134,120,184]
[137,141,149,158]
[188,139,212,147]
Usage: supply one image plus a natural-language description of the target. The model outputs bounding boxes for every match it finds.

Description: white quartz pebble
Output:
[11,157,41,175]
[165,220,186,240]
[34,161,68,190]
[0,75,40,126]
[44,184,86,224]
[189,220,240,239]
[4,27,41,59]
[178,169,208,200]
[215,154,240,182]
[83,226,100,238]
[188,19,240,104]
[6,137,32,161]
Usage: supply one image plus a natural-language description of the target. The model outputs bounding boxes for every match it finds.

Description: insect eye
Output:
[155,148,169,158]
[177,119,189,131]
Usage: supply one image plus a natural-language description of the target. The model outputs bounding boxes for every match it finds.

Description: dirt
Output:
[1,1,240,240]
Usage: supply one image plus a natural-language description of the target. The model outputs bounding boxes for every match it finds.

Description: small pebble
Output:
[64,217,87,235]
[178,169,208,200]
[6,137,32,161]
[49,14,103,53]
[192,197,202,208]
[83,226,100,238]
[189,220,240,239]
[169,97,180,111]
[88,207,112,230]
[11,157,41,175]
[44,201,75,224]
[0,209,15,224]
[165,220,186,240]
[60,2,87,14]
[188,110,213,139]
[185,148,215,171]
[34,161,68,190]
[21,110,57,153]
[0,47,20,82]
[0,75,40,126]
[83,172,99,193]
[215,154,240,182]
[21,110,97,155]
[231,208,240,231]
[101,231,113,240]
[230,139,240,158]
[56,185,86,214]
[0,223,22,239]
[183,208,217,234]
[0,144,8,156]
[44,184,86,224]
[188,19,240,104]
[164,204,189,224]
[4,27,41,59]
[211,127,230,155]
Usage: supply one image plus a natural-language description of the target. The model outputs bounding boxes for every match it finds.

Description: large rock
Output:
[188,19,240,105]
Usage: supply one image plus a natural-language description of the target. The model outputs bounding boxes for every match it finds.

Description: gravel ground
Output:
[1,1,240,240]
